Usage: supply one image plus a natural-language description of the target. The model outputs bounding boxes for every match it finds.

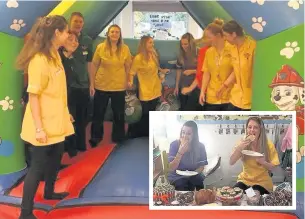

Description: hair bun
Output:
[213,18,224,26]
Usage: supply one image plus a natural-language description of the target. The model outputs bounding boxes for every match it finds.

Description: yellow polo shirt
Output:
[229,37,256,109]
[237,140,280,192]
[202,42,233,104]
[93,42,132,91]
[21,53,74,146]
[130,54,162,101]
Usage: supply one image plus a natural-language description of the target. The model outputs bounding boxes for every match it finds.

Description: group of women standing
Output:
[90,17,257,141]
[176,18,256,112]
[16,13,256,219]
[89,25,170,143]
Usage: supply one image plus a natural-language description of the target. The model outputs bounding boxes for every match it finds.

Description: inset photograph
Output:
[150,111,296,210]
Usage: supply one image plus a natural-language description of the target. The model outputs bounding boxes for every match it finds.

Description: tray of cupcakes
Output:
[216,186,243,206]
[173,191,195,206]
[263,183,292,206]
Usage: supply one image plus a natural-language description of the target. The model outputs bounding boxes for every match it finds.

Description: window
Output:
[133,11,189,40]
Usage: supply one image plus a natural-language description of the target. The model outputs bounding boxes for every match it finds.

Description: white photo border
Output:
[149,111,297,211]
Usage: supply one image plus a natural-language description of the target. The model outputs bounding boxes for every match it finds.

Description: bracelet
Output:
[177,152,182,156]
[36,128,44,133]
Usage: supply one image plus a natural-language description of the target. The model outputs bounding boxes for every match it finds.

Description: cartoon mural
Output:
[269,65,304,164]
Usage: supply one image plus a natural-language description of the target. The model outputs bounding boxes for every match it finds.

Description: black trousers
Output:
[171,175,204,191]
[24,142,31,167]
[227,103,251,111]
[91,90,126,144]
[179,88,201,111]
[205,103,230,111]
[21,142,64,214]
[67,87,89,151]
[234,181,270,195]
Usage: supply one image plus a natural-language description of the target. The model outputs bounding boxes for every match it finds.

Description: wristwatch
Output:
[36,128,44,133]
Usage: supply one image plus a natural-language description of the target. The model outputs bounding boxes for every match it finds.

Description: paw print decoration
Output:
[251,17,267,32]
[250,0,265,5]
[6,0,19,8]
[280,41,300,59]
[10,19,26,31]
[0,96,14,111]
[288,0,303,10]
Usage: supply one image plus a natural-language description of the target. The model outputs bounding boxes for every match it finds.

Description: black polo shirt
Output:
[70,32,93,89]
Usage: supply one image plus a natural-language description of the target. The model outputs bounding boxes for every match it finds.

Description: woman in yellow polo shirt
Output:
[89,24,132,146]
[16,15,74,219]
[198,18,234,111]
[222,20,256,111]
[229,117,280,195]
[128,35,167,137]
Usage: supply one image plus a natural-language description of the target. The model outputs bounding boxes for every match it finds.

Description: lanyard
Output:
[215,49,225,80]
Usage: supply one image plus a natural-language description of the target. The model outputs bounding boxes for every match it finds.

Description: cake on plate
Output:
[216,186,243,205]
[153,183,175,204]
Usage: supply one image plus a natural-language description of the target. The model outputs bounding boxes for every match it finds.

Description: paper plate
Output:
[176,170,198,176]
[242,150,264,157]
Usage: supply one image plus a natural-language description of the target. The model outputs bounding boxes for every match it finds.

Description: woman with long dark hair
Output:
[16,15,73,219]
[230,117,280,195]
[167,121,208,191]
[174,33,201,111]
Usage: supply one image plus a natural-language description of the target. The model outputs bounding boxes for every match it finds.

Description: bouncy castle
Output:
[0,1,304,218]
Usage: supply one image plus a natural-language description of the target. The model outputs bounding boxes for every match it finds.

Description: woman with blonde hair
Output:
[222,20,256,111]
[175,33,201,111]
[89,24,132,146]
[128,35,168,137]
[199,18,234,111]
[230,117,280,195]
[16,15,74,219]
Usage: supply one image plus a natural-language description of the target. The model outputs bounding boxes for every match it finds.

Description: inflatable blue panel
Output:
[218,0,304,40]
[72,138,149,206]
[0,169,27,195]
[0,195,52,211]
[0,1,59,37]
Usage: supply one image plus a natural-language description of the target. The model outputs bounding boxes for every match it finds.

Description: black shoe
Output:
[60,164,69,170]
[112,137,126,146]
[39,175,45,182]
[44,192,69,200]
[89,138,100,148]
[19,212,37,219]
[67,150,78,158]
[77,148,87,152]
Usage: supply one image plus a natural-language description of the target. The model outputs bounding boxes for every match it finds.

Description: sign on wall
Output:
[149,14,172,29]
